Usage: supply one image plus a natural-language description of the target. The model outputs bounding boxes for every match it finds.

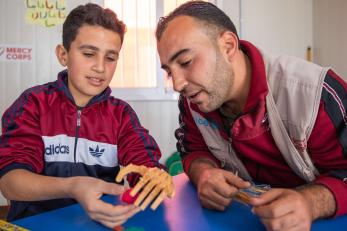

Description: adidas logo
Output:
[89,145,105,157]
[45,144,69,155]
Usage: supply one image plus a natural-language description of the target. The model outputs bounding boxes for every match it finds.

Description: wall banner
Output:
[25,0,67,28]
[0,45,33,62]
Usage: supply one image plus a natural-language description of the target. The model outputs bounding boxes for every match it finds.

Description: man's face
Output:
[157,16,233,113]
[58,25,121,107]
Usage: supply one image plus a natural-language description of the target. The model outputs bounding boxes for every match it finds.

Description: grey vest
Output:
[189,52,329,182]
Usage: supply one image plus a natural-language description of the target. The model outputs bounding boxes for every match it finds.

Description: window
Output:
[104,0,212,100]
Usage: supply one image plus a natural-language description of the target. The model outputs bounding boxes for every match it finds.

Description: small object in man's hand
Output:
[235,184,271,204]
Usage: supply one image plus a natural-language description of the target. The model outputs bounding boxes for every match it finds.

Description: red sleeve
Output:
[0,90,44,176]
[116,102,163,186]
[308,69,347,216]
[175,95,220,173]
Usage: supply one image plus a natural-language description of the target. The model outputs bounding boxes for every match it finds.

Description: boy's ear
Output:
[218,31,238,63]
[55,44,68,66]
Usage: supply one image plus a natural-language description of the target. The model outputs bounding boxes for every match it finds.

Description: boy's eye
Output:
[106,56,116,62]
[83,52,94,57]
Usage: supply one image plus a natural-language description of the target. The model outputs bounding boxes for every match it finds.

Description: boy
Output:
[0,3,162,229]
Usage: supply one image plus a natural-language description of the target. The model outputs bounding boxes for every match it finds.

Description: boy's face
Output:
[56,25,121,107]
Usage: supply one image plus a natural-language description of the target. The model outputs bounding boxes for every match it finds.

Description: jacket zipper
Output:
[73,109,81,163]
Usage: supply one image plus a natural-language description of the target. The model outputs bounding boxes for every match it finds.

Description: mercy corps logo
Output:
[45,144,70,155]
[0,45,33,62]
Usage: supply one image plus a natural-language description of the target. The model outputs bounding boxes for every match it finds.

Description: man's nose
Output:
[172,71,188,93]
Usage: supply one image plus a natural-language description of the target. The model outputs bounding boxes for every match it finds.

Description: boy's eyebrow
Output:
[78,45,119,56]
[161,48,190,69]
[79,44,99,51]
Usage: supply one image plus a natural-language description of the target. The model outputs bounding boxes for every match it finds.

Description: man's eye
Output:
[180,60,191,67]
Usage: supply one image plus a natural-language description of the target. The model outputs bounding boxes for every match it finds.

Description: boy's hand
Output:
[68,176,140,229]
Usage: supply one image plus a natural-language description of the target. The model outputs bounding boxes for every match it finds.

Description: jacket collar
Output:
[55,69,111,107]
[239,40,268,113]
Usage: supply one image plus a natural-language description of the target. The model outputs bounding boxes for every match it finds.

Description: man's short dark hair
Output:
[63,3,126,51]
[156,1,239,43]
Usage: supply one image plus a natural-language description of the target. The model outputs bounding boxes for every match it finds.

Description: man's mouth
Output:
[188,91,201,102]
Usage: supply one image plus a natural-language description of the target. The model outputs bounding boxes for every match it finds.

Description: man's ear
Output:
[55,44,68,66]
[218,31,238,62]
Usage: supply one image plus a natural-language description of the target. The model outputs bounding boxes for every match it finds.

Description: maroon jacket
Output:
[0,70,162,220]
[176,40,347,216]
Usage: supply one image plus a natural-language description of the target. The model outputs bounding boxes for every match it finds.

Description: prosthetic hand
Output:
[115,164,175,210]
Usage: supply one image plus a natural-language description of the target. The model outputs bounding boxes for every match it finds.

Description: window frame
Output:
[98,0,217,101]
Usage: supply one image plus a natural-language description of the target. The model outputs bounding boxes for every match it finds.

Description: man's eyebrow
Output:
[161,48,190,69]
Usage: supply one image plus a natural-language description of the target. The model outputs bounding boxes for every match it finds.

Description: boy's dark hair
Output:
[63,3,126,51]
[156,1,239,43]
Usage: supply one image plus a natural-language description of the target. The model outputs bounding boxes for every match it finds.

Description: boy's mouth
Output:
[87,76,104,86]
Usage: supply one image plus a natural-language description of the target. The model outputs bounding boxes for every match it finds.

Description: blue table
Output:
[14,174,347,230]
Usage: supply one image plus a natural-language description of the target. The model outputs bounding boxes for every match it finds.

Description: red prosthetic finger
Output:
[121,188,139,204]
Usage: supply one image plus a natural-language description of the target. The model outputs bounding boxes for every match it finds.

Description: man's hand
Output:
[197,168,250,210]
[187,157,250,211]
[249,185,336,231]
[68,177,140,229]
[249,189,312,231]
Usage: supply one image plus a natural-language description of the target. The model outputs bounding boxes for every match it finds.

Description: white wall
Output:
[313,0,347,79]
[238,0,313,59]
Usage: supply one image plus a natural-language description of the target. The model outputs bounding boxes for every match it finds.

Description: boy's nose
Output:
[92,58,105,73]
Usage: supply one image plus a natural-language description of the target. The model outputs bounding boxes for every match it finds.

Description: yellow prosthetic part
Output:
[115,164,175,210]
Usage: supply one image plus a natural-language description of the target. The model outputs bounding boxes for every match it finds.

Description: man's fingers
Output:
[251,191,293,219]
[213,182,239,198]
[224,172,251,189]
[249,189,283,206]
[200,195,229,211]
[260,212,299,231]
[199,189,232,209]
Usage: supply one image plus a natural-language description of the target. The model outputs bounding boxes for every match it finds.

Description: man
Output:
[0,3,163,229]
[156,1,347,230]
